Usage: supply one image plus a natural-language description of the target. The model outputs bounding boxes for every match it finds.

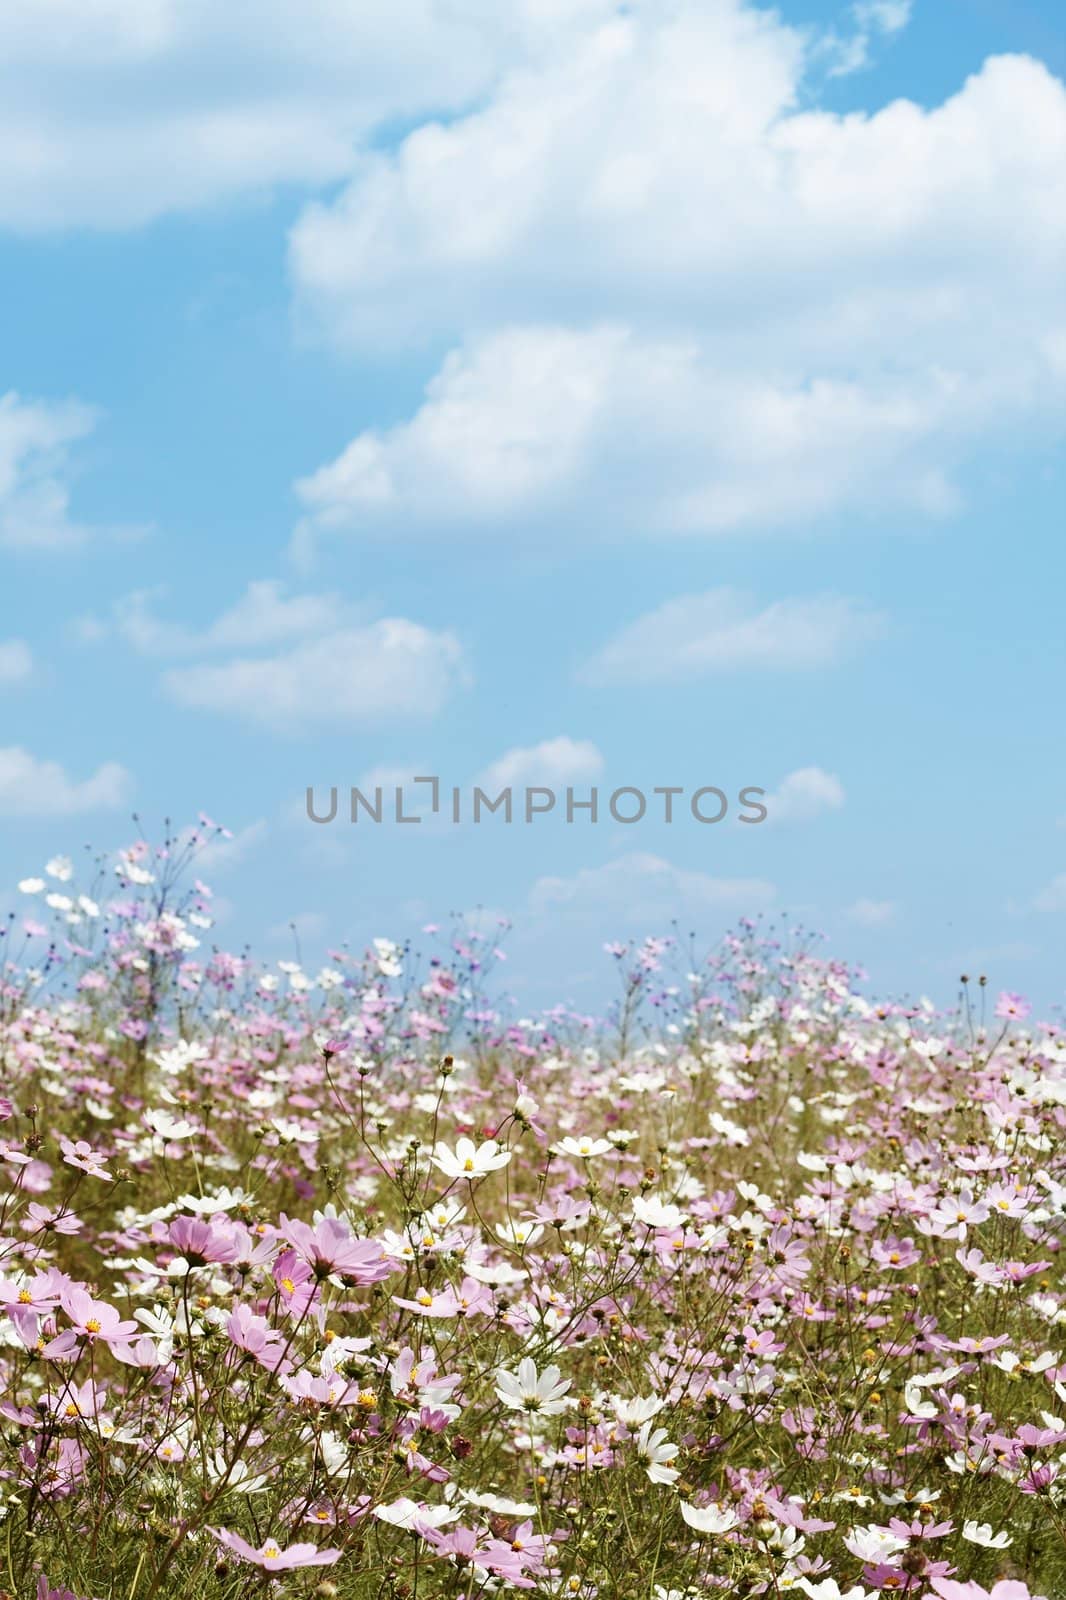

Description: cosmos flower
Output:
[494,1357,572,1416]
[210,1529,341,1569]
[279,1215,392,1284]
[551,1135,613,1159]
[634,1422,680,1485]
[679,1501,739,1534]
[431,1137,512,1180]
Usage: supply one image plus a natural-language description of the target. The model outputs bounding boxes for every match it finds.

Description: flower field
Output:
[1,826,1064,1600]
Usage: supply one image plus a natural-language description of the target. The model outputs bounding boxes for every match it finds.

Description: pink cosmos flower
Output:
[168,1215,241,1266]
[0,1271,64,1313]
[43,1288,139,1358]
[22,1204,83,1236]
[58,1139,112,1180]
[418,1523,536,1590]
[278,1214,391,1285]
[871,1236,922,1270]
[393,1276,495,1318]
[210,1528,341,1570]
[994,991,1031,1021]
[226,1303,288,1372]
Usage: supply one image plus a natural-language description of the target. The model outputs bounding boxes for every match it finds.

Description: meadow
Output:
[0,822,1062,1600]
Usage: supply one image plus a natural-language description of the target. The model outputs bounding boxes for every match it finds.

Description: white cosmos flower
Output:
[17,878,44,894]
[144,1108,198,1140]
[374,938,403,976]
[373,1498,459,1530]
[679,1501,739,1534]
[461,1490,537,1517]
[431,1137,512,1180]
[961,1519,1012,1548]
[632,1196,686,1230]
[46,856,73,881]
[177,1186,251,1215]
[154,1040,209,1077]
[903,1382,939,1419]
[551,1135,613,1159]
[612,1395,665,1427]
[426,1199,467,1230]
[494,1356,572,1416]
[635,1422,679,1485]
[843,1525,907,1563]
[495,1220,545,1248]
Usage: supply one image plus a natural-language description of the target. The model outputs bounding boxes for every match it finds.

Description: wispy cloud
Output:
[163,620,468,732]
[530,852,775,921]
[581,590,883,686]
[0,391,100,551]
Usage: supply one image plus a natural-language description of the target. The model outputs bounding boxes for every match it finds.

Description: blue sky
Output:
[1,0,1064,1013]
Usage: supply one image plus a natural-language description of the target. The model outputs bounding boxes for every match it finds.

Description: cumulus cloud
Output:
[0,391,100,550]
[290,18,1065,354]
[162,619,468,731]
[765,767,846,824]
[529,851,775,923]
[0,746,132,815]
[581,589,882,685]
[290,6,1064,551]
[0,0,620,230]
[0,639,32,684]
[292,318,1054,553]
[477,736,604,792]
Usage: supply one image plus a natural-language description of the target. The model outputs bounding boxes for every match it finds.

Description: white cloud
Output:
[102,580,348,655]
[0,639,32,684]
[1032,872,1066,913]
[290,20,1066,356]
[765,766,845,824]
[162,619,468,731]
[0,0,620,230]
[292,319,1052,554]
[530,851,775,922]
[0,391,101,550]
[291,9,1065,550]
[0,746,132,815]
[819,0,913,79]
[854,0,912,36]
[846,896,896,926]
[477,736,604,792]
[581,589,881,685]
